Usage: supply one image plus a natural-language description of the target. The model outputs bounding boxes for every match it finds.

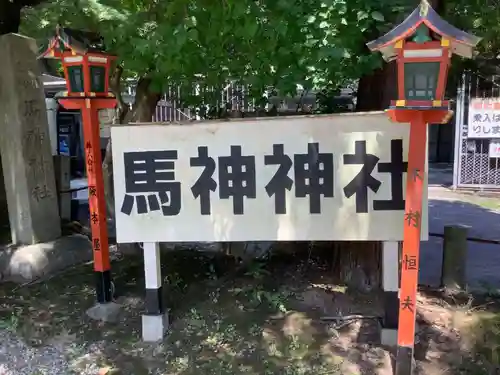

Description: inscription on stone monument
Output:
[0,33,61,244]
[23,126,53,201]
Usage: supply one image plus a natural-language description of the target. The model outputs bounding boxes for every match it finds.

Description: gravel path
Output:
[0,328,101,375]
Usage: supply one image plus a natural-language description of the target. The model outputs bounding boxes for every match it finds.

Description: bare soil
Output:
[0,250,498,375]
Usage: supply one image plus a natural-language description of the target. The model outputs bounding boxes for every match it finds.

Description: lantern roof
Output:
[39,25,112,59]
[366,0,481,62]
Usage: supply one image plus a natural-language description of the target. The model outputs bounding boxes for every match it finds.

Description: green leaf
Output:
[246,20,259,37]
[371,11,385,22]
[19,0,396,120]
[357,11,369,21]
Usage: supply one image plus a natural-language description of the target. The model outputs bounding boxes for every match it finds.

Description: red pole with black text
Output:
[395,112,426,374]
[387,109,452,375]
[59,97,116,303]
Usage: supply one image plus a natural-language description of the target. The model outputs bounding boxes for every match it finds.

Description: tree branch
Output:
[109,65,129,123]
[127,77,161,122]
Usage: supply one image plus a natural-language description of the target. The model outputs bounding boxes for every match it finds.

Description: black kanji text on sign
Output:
[265,143,334,214]
[343,139,407,213]
[264,144,293,214]
[190,145,257,215]
[218,145,257,215]
[293,143,334,214]
[373,140,408,211]
[343,141,381,213]
[121,150,181,216]
[120,138,411,218]
[190,146,217,215]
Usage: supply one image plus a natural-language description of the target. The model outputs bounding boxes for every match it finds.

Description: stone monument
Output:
[0,33,61,244]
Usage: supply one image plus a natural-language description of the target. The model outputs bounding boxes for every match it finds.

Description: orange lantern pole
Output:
[367,1,480,373]
[39,26,117,305]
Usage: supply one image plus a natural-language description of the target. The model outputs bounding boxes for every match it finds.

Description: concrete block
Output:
[142,314,169,342]
[380,328,398,347]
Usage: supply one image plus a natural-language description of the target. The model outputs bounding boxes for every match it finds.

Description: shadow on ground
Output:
[0,250,393,375]
[0,198,499,374]
[1,247,499,374]
[421,198,500,290]
[417,287,500,375]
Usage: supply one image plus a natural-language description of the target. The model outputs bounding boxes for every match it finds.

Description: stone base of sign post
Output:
[142,313,169,342]
[142,242,168,342]
[0,33,61,245]
[380,241,399,347]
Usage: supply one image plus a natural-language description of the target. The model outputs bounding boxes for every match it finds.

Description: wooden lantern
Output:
[367,0,481,111]
[39,25,115,98]
[365,3,481,374]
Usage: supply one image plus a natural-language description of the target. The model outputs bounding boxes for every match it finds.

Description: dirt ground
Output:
[0,250,499,375]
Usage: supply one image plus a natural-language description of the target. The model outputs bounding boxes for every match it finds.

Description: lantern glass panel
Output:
[403,62,440,100]
[90,66,106,93]
[67,65,84,93]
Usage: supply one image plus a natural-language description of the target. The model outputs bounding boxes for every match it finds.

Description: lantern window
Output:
[90,66,106,93]
[404,62,440,100]
[67,65,84,93]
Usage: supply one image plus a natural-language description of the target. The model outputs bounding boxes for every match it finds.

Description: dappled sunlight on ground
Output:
[0,250,499,374]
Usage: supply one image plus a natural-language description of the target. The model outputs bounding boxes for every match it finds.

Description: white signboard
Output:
[111,113,428,243]
[489,141,500,158]
[468,98,500,138]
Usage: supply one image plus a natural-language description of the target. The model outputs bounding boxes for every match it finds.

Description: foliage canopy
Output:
[19,0,499,111]
[21,0,402,105]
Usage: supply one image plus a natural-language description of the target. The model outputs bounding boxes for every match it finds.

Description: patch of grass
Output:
[456,310,500,375]
[435,291,500,375]
[477,280,500,298]
[0,312,19,331]
[467,197,500,212]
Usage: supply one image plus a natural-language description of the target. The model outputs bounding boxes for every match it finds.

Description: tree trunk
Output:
[356,62,397,111]
[331,242,381,290]
[0,2,22,35]
[102,76,161,237]
[0,0,47,36]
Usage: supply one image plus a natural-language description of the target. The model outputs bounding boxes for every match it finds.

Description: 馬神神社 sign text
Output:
[111,113,428,243]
